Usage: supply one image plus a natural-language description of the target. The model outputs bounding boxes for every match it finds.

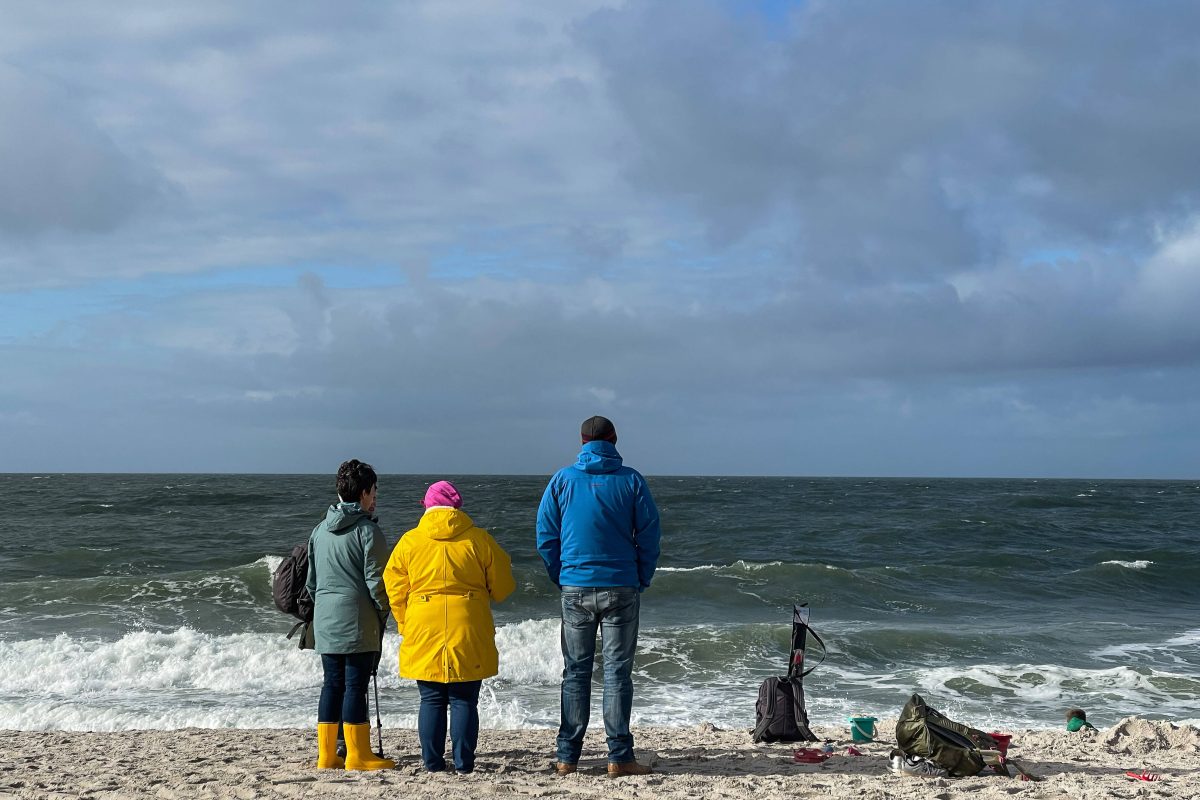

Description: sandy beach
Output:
[6,717,1199,799]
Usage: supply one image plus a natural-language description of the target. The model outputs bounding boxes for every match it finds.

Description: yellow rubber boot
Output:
[316,722,345,769]
[345,722,395,771]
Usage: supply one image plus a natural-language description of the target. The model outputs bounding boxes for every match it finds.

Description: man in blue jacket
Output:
[536,416,662,777]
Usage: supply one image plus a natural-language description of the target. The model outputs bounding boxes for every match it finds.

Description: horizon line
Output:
[3,471,1196,482]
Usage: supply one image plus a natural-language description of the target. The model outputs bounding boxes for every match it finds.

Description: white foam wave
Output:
[6,623,1199,732]
[903,662,1200,725]
[732,559,784,571]
[1092,627,1200,662]
[1101,560,1153,569]
[493,618,561,685]
[0,629,321,695]
[258,555,284,575]
[657,561,786,573]
[0,621,563,699]
[0,620,568,731]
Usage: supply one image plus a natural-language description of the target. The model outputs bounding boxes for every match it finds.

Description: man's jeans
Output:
[557,586,640,765]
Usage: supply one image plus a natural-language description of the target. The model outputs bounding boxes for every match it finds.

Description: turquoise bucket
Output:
[848,716,878,742]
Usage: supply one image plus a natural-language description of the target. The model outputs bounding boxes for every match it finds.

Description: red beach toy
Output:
[793,747,833,764]
[1125,770,1160,782]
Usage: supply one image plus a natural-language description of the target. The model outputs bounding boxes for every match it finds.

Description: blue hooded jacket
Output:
[536,440,661,590]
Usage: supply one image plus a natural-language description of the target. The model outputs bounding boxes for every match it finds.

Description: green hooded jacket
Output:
[305,502,390,654]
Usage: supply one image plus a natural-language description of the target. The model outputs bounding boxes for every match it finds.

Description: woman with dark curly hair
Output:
[306,459,394,771]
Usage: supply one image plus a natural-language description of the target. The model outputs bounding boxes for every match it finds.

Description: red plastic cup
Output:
[988,732,1013,757]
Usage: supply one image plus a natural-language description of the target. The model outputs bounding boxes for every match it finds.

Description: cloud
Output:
[576,0,1200,278]
[1130,217,1200,323]
[0,1,640,288]
[5,0,1195,290]
[0,64,169,236]
[1,1,1199,475]
[4,262,1200,475]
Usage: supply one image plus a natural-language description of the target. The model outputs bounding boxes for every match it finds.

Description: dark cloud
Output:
[577,0,1200,278]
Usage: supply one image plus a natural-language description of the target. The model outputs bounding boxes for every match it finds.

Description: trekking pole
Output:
[373,631,385,756]
[373,670,384,756]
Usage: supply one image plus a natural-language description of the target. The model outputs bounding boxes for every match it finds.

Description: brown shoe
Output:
[607,760,653,777]
[554,762,577,776]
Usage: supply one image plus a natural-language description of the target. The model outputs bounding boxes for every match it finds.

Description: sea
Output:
[2,474,1198,733]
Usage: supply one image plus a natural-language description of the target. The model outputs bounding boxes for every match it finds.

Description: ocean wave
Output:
[1091,627,1200,661]
[657,560,783,573]
[0,622,569,731]
[1,557,284,608]
[655,560,843,573]
[0,622,767,731]
[906,662,1200,721]
[0,629,321,695]
[776,660,1200,729]
[0,620,568,698]
[1100,560,1153,569]
[493,618,561,685]
[4,623,1200,732]
[257,555,284,575]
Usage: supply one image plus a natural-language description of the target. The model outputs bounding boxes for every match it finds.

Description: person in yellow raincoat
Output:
[384,480,515,773]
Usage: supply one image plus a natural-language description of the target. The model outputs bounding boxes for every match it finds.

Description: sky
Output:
[1,0,1199,478]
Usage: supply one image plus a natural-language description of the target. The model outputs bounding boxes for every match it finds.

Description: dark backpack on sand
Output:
[271,543,315,649]
[752,604,826,743]
[895,694,1006,777]
[753,677,815,743]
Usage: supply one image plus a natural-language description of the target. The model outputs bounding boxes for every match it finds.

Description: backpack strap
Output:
[286,620,308,640]
[752,679,778,743]
[789,677,817,741]
[1007,758,1042,782]
[791,627,828,679]
[802,627,827,677]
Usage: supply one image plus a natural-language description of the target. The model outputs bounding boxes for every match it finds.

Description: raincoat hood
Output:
[414,507,476,541]
[324,502,375,534]
[574,440,623,474]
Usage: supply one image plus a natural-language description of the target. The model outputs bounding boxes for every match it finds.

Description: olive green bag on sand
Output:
[895,694,1006,777]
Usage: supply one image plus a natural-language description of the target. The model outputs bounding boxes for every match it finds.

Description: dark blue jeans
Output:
[557,586,640,765]
[318,652,376,725]
[416,679,483,773]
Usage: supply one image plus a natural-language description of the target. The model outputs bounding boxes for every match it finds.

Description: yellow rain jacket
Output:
[384,507,515,683]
